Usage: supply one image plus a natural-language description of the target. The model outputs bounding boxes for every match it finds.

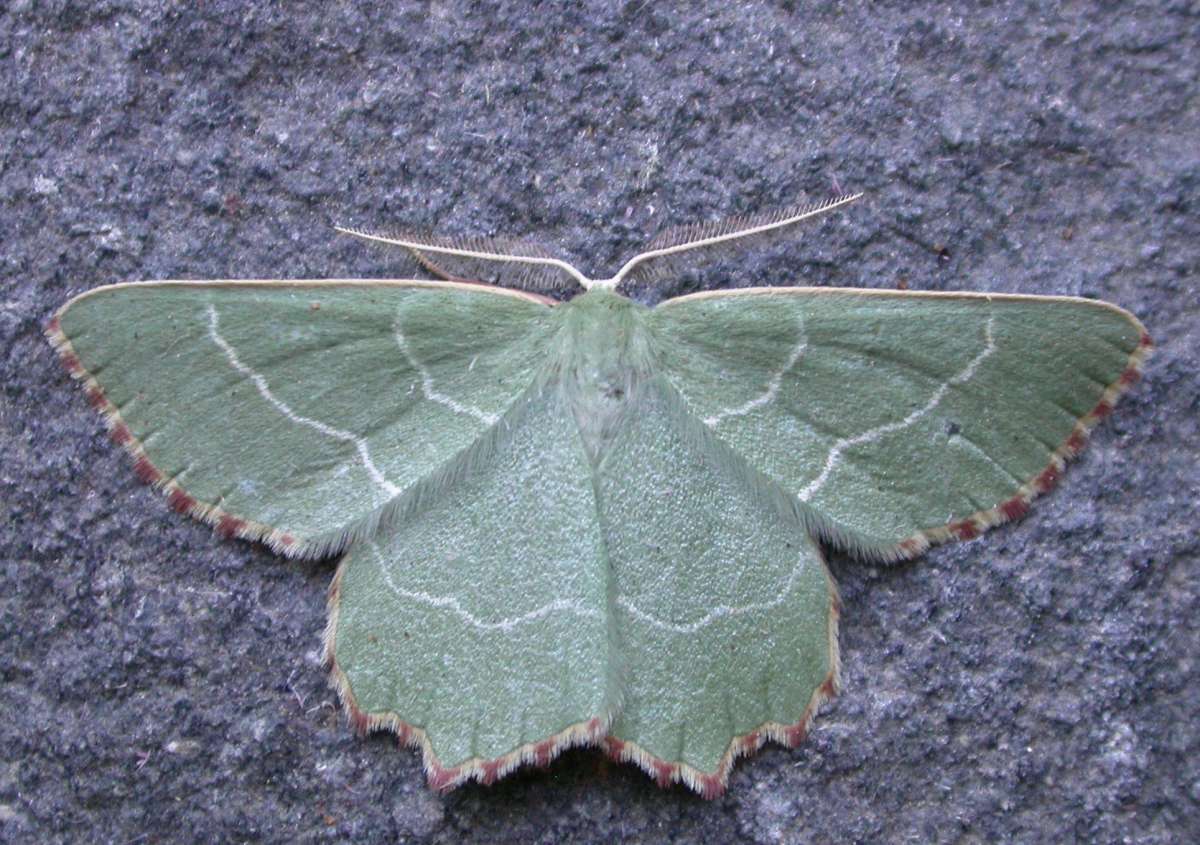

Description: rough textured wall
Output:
[2,1,1196,842]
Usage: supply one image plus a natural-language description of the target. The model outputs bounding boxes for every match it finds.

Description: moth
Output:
[47,195,1151,797]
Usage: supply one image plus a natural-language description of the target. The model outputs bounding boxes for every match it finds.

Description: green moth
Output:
[46,196,1151,797]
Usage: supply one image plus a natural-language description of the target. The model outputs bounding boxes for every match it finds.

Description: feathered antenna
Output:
[337,192,862,293]
[605,193,864,289]
[335,227,590,291]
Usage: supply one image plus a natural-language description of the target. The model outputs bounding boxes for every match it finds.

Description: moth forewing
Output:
[48,197,1150,797]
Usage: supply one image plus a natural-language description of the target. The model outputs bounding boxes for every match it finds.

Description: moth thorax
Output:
[566,356,642,464]
[552,288,656,462]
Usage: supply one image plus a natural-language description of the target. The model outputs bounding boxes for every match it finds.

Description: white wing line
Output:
[617,551,806,634]
[206,304,401,497]
[393,313,500,426]
[703,315,808,428]
[799,316,997,502]
[370,543,601,632]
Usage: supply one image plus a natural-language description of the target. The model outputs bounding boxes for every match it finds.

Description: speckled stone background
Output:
[2,2,1197,842]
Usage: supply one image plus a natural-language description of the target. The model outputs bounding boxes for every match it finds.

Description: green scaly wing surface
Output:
[48,280,555,556]
[648,288,1151,558]
[596,377,838,797]
[49,276,1151,798]
[327,383,616,788]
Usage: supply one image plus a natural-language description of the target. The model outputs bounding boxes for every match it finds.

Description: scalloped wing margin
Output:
[323,562,611,789]
[886,322,1151,561]
[46,279,557,559]
[322,378,620,789]
[47,310,309,553]
[319,332,846,799]
[649,286,1152,564]
[323,558,841,797]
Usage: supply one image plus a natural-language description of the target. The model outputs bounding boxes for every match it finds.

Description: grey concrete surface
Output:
[2,2,1196,842]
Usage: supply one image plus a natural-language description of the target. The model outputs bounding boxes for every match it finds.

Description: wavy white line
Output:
[372,531,801,636]
[616,550,806,634]
[370,543,601,632]
[798,316,997,502]
[206,304,400,497]
[393,313,500,426]
[703,315,808,428]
